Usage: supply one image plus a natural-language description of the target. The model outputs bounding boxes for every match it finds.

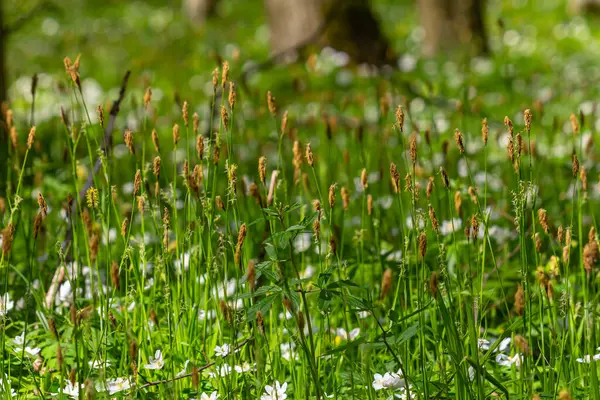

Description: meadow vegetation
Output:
[2,1,600,399]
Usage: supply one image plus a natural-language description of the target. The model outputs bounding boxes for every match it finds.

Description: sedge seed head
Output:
[173,123,180,146]
[182,101,189,126]
[259,156,267,185]
[481,118,489,145]
[27,126,36,150]
[267,90,277,115]
[454,129,464,154]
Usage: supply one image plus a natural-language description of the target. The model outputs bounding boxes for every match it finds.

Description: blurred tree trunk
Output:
[0,1,7,197]
[264,0,392,65]
[0,1,6,105]
[569,0,600,13]
[184,0,218,24]
[418,0,488,56]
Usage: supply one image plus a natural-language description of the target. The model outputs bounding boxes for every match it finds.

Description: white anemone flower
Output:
[144,350,164,370]
[60,381,83,398]
[105,377,132,395]
[576,354,600,363]
[333,328,360,345]
[200,392,220,400]
[261,381,288,400]
[372,370,405,390]
[214,344,230,358]
[495,353,523,368]
[0,293,14,316]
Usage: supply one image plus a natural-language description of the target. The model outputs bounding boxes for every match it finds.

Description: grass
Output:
[2,1,600,399]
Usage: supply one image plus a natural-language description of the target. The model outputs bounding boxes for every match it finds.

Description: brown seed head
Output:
[538,208,550,234]
[172,123,180,146]
[111,261,120,290]
[468,186,478,204]
[570,113,579,135]
[395,105,404,132]
[221,61,229,88]
[514,335,530,355]
[341,186,350,211]
[559,389,572,400]
[328,184,336,209]
[57,345,64,370]
[584,227,599,274]
[259,156,267,185]
[390,163,401,193]
[267,90,277,115]
[524,109,532,132]
[228,82,236,109]
[329,236,337,255]
[430,272,439,299]
[380,268,393,301]
[10,127,17,149]
[212,67,219,89]
[504,116,514,136]
[121,217,128,237]
[196,135,204,160]
[514,284,525,316]
[267,171,278,206]
[33,211,44,239]
[429,205,439,234]
[481,118,489,145]
[440,167,450,189]
[143,87,152,109]
[572,152,579,178]
[220,106,229,130]
[96,105,104,128]
[281,111,288,135]
[151,129,160,153]
[247,260,256,292]
[361,168,368,189]
[305,143,314,167]
[256,311,265,335]
[557,225,564,244]
[27,126,36,150]
[124,129,135,154]
[454,129,465,154]
[182,101,189,126]
[580,165,588,191]
[409,133,417,164]
[471,214,480,240]
[6,109,13,129]
[404,173,412,194]
[235,223,247,268]
[426,176,434,199]
[312,218,321,242]
[215,195,224,210]
[133,169,142,196]
[367,194,373,216]
[153,156,161,178]
[137,196,145,216]
[419,231,427,258]
[534,232,542,253]
[37,192,48,216]
[193,112,200,135]
[454,191,462,216]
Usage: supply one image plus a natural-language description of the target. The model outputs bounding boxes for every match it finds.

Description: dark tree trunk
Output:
[265,0,393,66]
[418,0,488,56]
[184,0,218,24]
[0,0,8,197]
[0,0,6,105]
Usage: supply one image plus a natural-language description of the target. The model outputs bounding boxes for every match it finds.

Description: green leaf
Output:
[247,293,280,321]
